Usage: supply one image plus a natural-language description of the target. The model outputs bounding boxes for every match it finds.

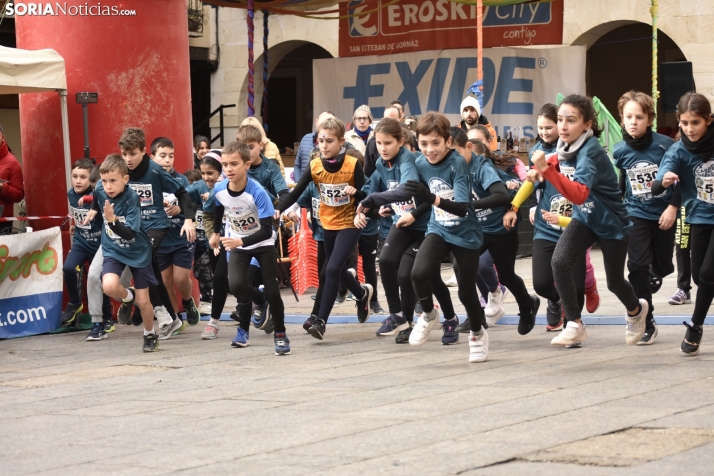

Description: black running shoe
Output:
[117,287,135,325]
[60,302,83,326]
[638,321,658,346]
[131,308,143,326]
[184,297,200,326]
[395,324,412,344]
[230,310,240,323]
[371,300,385,315]
[308,318,326,340]
[546,299,561,328]
[356,284,374,323]
[455,319,470,334]
[303,314,317,333]
[103,318,115,333]
[681,321,703,355]
[143,333,159,353]
[518,295,540,336]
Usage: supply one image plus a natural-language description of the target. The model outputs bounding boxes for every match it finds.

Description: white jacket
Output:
[344,129,372,155]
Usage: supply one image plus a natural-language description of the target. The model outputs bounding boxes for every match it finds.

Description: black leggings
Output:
[480,230,532,315]
[676,209,692,291]
[552,219,639,322]
[228,245,285,333]
[689,224,714,325]
[379,226,455,322]
[412,233,484,332]
[317,228,365,322]
[627,217,676,324]
[310,240,327,317]
[359,233,379,302]
[532,238,585,311]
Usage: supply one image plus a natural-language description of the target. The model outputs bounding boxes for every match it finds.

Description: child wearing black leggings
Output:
[532,95,648,348]
[405,112,488,363]
[277,117,373,340]
[653,91,714,355]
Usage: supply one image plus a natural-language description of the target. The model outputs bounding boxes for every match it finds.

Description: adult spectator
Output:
[344,105,374,155]
[364,105,401,178]
[240,116,286,177]
[0,127,24,235]
[293,110,334,182]
[390,100,406,121]
[459,95,498,151]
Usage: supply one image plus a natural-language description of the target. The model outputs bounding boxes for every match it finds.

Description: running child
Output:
[614,90,678,345]
[276,117,373,340]
[194,135,210,170]
[185,168,213,316]
[83,155,160,352]
[151,137,201,328]
[653,91,714,355]
[208,141,290,355]
[532,95,648,347]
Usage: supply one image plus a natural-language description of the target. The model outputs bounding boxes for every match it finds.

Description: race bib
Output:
[549,196,573,230]
[163,192,178,212]
[195,210,204,231]
[311,197,321,226]
[227,210,260,235]
[388,181,415,216]
[105,216,128,241]
[129,183,154,207]
[319,183,350,207]
[559,165,575,180]
[696,176,714,204]
[627,163,658,196]
[433,189,459,223]
[72,206,90,230]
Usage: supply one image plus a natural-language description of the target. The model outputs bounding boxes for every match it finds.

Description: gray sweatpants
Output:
[88,247,132,323]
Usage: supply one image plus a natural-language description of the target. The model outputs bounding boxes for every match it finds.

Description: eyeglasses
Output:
[354,116,370,122]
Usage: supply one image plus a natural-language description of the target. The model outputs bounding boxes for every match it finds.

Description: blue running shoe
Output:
[251,292,269,329]
[376,314,408,337]
[231,328,250,348]
[442,317,459,345]
[86,322,107,341]
[274,332,291,355]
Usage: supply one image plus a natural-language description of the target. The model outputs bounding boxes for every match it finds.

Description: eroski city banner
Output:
[313,45,586,140]
[0,227,63,339]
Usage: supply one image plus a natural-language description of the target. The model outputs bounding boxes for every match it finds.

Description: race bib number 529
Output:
[129,183,154,207]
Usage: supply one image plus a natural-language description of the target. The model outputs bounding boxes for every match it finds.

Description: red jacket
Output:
[0,141,24,217]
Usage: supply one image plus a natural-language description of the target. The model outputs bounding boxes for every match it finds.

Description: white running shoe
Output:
[198,301,213,315]
[409,307,440,346]
[484,287,505,318]
[469,329,489,363]
[486,307,506,327]
[201,322,219,340]
[158,318,182,340]
[154,306,173,327]
[625,299,648,345]
[551,321,588,346]
[445,274,458,287]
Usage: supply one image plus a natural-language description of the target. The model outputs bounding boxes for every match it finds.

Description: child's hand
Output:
[77,197,84,207]
[503,210,518,230]
[209,232,221,250]
[343,185,357,196]
[354,212,368,229]
[286,211,300,224]
[103,201,115,222]
[526,169,543,183]
[181,219,196,242]
[541,209,560,225]
[201,192,209,201]
[165,205,181,217]
[507,181,521,190]
[659,205,677,230]
[273,210,282,220]
[378,205,392,217]
[221,236,243,250]
[396,212,415,228]
[662,172,679,188]
[531,151,548,172]
[84,209,97,225]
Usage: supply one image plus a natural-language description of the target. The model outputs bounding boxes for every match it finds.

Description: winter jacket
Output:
[0,141,24,217]
[293,132,316,182]
[344,129,373,155]
[459,115,498,151]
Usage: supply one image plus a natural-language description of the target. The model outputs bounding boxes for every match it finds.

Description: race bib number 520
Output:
[319,183,350,207]
[227,211,260,235]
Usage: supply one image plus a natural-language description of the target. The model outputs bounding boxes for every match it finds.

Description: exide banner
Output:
[339,0,564,57]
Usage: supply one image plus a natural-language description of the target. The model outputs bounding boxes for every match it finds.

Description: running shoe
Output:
[395,324,412,344]
[650,273,663,294]
[60,302,83,326]
[131,308,143,326]
[158,318,182,340]
[517,295,540,336]
[469,329,489,362]
[154,306,173,328]
[414,302,423,315]
[455,319,470,334]
[308,318,326,340]
[371,300,385,315]
[230,310,240,323]
[201,322,219,340]
[669,289,691,305]
[551,321,587,346]
[102,318,115,333]
[681,321,703,355]
[585,283,600,313]
[143,333,159,352]
[409,307,440,346]
[198,301,212,315]
[185,297,200,326]
[231,327,250,348]
[335,293,347,304]
[117,287,135,325]
[376,314,408,336]
[441,317,459,345]
[625,299,648,345]
[637,321,658,346]
[303,314,317,333]
[546,300,563,332]
[356,284,374,323]
[274,332,291,356]
[86,322,107,341]
[484,286,507,318]
[479,296,487,308]
[173,319,187,336]
[251,291,269,329]
[445,273,458,287]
